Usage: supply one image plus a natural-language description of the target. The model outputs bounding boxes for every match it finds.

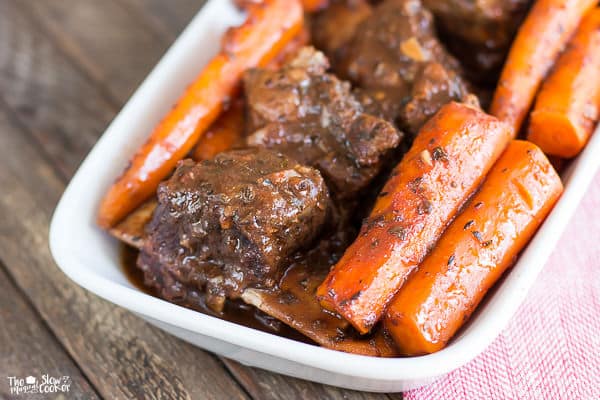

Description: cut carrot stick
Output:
[490,0,596,135]
[97,0,304,228]
[527,8,600,158]
[384,140,563,355]
[191,99,246,161]
[316,102,513,334]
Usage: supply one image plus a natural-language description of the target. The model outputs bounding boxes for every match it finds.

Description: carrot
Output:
[242,261,399,357]
[191,99,246,161]
[527,8,600,158]
[489,0,596,135]
[267,26,310,69]
[384,140,563,355]
[301,0,329,12]
[97,0,304,228]
[316,102,513,334]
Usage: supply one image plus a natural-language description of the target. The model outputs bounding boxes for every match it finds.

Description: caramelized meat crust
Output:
[138,148,330,312]
[244,47,402,198]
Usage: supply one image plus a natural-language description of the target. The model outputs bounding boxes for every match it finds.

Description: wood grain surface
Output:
[0,265,100,400]
[0,1,401,398]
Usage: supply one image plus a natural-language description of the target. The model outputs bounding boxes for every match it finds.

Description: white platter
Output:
[49,0,600,392]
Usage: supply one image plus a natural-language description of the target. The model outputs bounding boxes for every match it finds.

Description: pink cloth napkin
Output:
[406,171,600,400]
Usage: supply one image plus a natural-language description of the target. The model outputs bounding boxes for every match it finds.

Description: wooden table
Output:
[0,1,404,398]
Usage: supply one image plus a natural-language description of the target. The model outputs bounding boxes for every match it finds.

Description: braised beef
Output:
[324,0,472,135]
[310,0,373,59]
[138,148,330,312]
[401,63,480,134]
[423,0,532,83]
[244,47,402,199]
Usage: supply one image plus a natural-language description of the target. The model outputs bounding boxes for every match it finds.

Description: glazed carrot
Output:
[97,0,304,228]
[527,8,600,158]
[490,0,596,134]
[301,0,329,12]
[191,99,246,161]
[384,140,563,355]
[316,102,513,334]
[267,26,310,69]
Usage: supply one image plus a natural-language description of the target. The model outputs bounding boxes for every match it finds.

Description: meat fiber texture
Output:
[138,148,330,312]
[244,47,403,199]
[312,0,473,134]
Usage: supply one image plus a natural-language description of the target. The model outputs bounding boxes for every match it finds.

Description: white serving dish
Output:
[49,0,600,392]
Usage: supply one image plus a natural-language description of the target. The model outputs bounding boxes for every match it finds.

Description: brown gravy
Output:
[120,245,313,344]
